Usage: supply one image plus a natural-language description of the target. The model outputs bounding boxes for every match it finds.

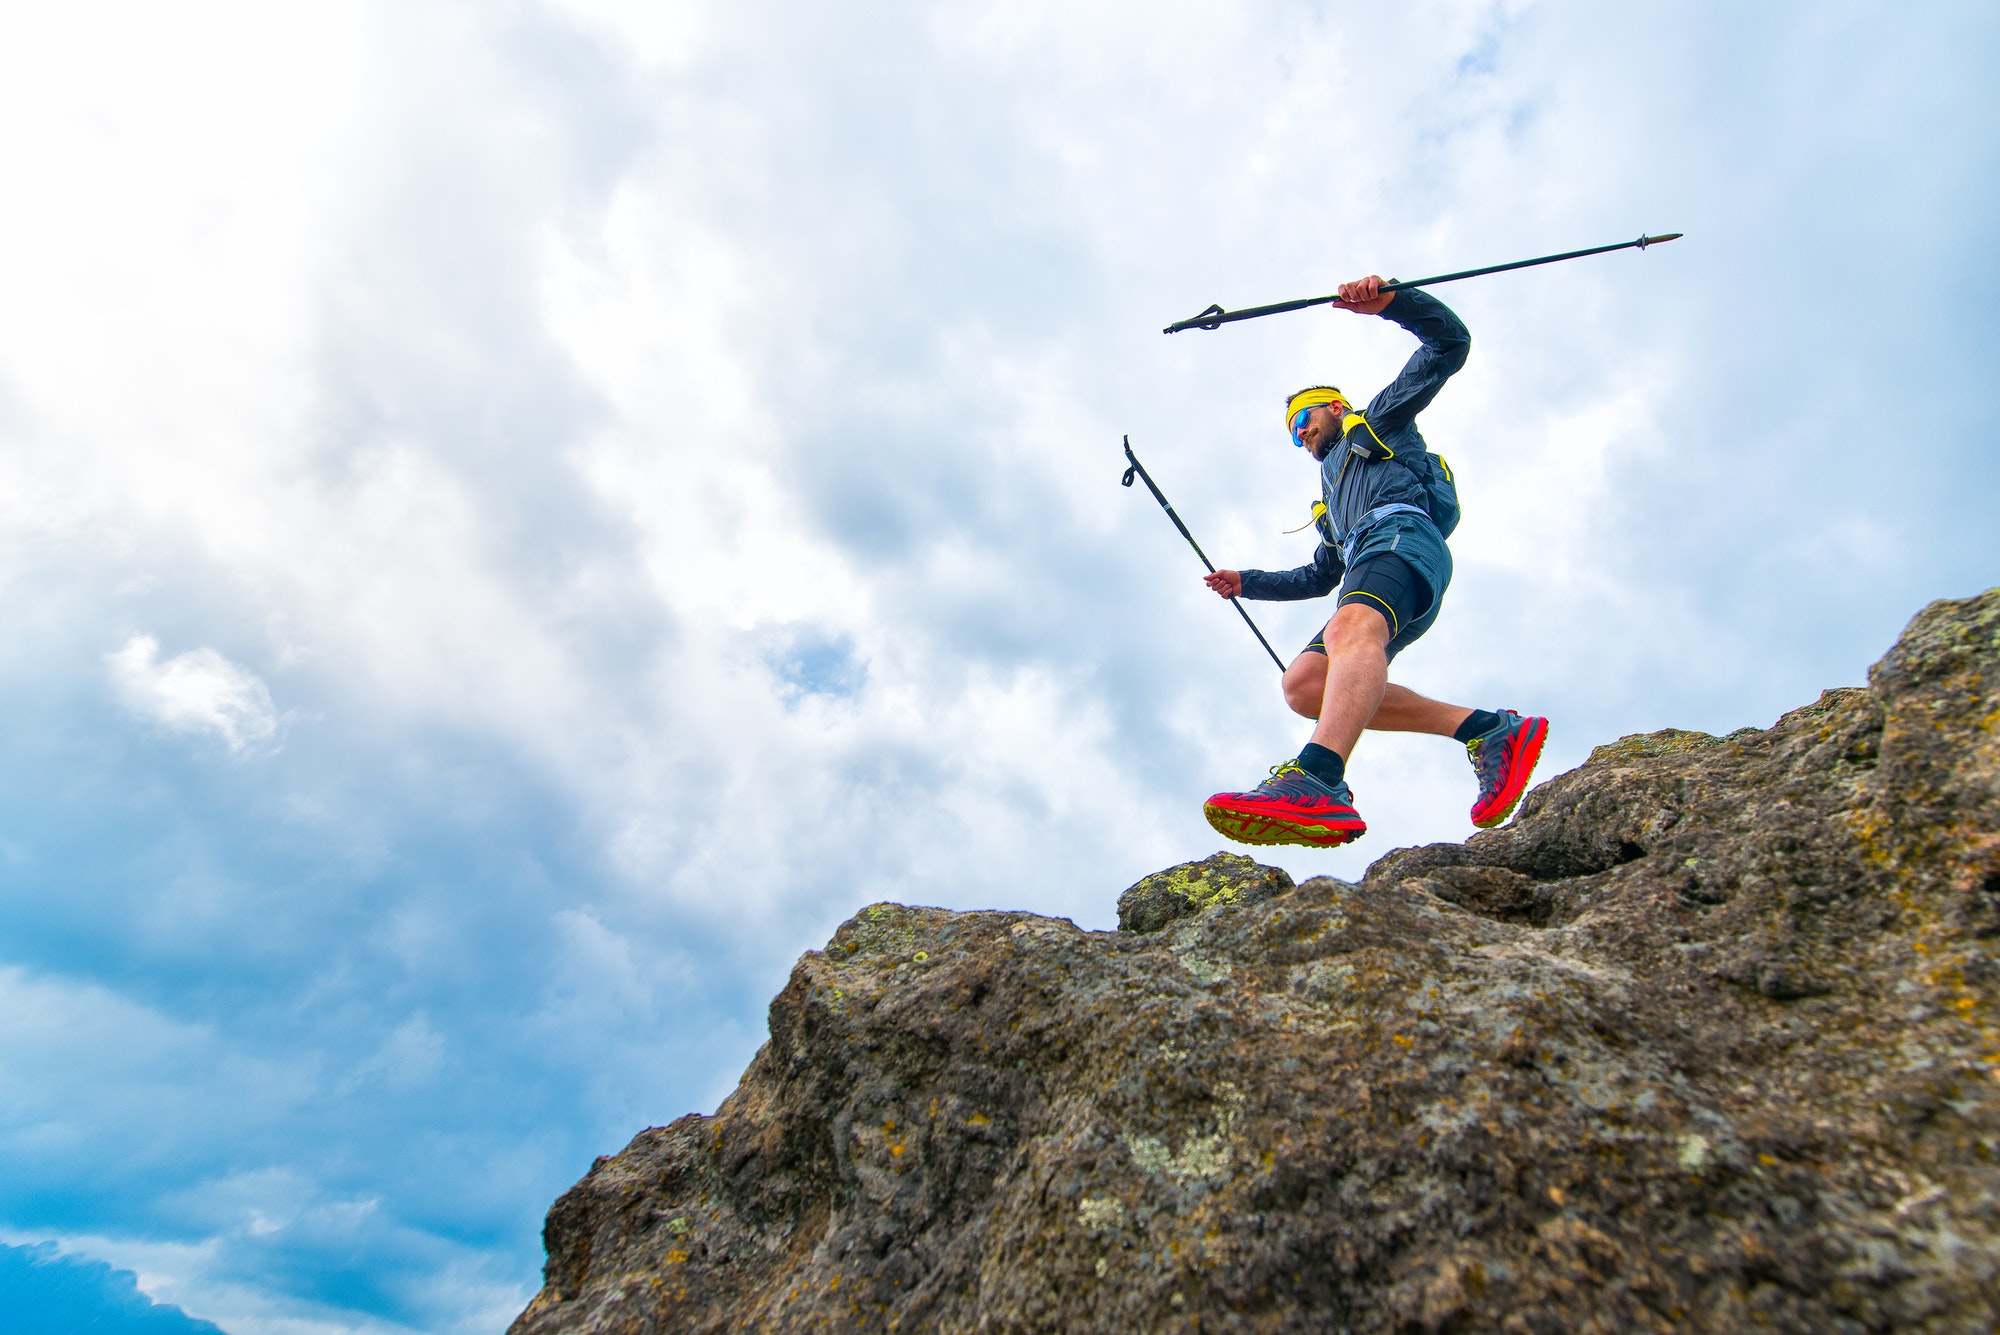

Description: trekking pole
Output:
[1162,232,1683,334]
[1121,436,1287,673]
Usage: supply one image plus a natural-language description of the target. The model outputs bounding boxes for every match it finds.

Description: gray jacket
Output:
[1240,288,1469,601]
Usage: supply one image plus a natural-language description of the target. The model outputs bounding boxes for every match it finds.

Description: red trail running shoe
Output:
[1204,760,1366,848]
[1466,710,1548,828]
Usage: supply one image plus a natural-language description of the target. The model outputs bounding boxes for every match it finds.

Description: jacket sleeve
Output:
[1239,541,1344,601]
[1361,288,1470,433]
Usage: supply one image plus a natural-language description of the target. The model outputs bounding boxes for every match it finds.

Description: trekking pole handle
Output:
[1162,232,1683,334]
[1121,437,1288,672]
[1121,440,1213,570]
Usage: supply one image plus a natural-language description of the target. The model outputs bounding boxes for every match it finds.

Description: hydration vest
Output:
[1334,410,1461,539]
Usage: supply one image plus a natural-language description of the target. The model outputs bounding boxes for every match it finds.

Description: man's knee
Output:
[1327,599,1393,652]
[1283,654,1325,718]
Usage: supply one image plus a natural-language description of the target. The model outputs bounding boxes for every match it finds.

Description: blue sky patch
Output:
[0,1244,226,1335]
[772,630,867,700]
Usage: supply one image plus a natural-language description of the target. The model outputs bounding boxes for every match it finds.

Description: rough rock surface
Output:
[512,591,2000,1334]
[1116,852,1296,935]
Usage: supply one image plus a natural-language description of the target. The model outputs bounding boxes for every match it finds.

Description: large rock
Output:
[511,591,2000,1334]
[1116,851,1295,934]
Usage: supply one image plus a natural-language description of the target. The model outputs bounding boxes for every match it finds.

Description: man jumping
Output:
[1200,275,1547,848]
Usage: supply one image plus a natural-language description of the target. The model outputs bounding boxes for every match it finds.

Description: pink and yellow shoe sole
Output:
[1203,798,1366,848]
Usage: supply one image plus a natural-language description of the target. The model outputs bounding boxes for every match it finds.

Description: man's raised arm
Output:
[1357,288,1470,433]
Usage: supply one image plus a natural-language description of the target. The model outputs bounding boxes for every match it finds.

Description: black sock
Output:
[1453,709,1504,743]
[1296,742,1345,786]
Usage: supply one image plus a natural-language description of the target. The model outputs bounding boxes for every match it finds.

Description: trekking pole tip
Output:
[1637,232,1684,248]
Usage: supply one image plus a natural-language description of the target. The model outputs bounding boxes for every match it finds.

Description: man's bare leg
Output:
[1274,609,1548,827]
[1306,602,1393,760]
[1201,604,1385,849]
[1371,685,1474,735]
[1284,639,1473,739]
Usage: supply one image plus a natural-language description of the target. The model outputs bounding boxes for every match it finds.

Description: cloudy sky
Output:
[0,1,1993,1330]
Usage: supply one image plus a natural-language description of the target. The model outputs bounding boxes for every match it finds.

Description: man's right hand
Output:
[1205,570,1243,599]
[1332,274,1395,316]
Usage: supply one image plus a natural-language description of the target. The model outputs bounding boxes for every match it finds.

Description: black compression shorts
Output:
[1299,551,1440,664]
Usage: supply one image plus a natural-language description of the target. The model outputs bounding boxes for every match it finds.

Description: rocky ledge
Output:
[512,591,2000,1334]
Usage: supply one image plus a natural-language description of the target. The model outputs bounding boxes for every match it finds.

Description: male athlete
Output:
[1200,274,1547,848]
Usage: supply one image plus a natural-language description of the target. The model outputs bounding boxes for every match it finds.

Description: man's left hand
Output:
[1332,274,1394,316]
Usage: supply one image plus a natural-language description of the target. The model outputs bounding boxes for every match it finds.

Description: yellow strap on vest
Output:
[1340,410,1393,459]
[1330,409,1394,489]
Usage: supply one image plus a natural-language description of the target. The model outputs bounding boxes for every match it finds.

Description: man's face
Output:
[1296,403,1345,460]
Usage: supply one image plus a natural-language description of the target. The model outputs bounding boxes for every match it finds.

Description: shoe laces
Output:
[1467,735,1508,794]
[1268,759,1309,781]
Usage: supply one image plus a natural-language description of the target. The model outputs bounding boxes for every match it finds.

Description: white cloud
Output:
[2,1226,518,1335]
[106,636,282,753]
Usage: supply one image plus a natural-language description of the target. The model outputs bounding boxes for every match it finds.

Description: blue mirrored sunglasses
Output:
[1289,405,1316,447]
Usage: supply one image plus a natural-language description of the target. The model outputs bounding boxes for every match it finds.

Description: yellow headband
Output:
[1283,386,1348,434]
